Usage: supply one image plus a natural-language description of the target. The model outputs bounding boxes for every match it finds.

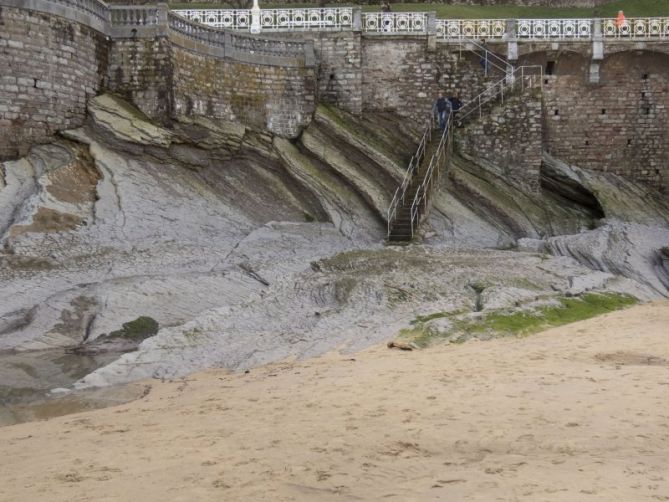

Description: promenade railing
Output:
[173,8,669,42]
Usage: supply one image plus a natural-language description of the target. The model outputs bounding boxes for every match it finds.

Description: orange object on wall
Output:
[615,10,626,28]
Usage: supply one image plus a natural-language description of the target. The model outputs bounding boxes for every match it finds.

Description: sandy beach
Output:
[1,300,668,501]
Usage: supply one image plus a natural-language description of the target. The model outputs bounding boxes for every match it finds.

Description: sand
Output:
[1,301,669,501]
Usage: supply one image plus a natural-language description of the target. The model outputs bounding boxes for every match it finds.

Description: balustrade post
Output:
[427,12,437,51]
[505,19,518,65]
[590,18,603,83]
[352,7,362,32]
[250,0,261,33]
[157,2,168,33]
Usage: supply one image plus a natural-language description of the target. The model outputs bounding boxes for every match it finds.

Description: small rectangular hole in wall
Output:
[642,73,649,80]
[627,139,632,146]
[546,61,556,75]
[554,109,559,116]
[544,78,549,85]
[585,140,589,146]
[601,109,606,115]
[646,107,651,114]
[641,91,646,98]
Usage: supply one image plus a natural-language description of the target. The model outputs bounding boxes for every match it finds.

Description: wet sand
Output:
[1,300,668,501]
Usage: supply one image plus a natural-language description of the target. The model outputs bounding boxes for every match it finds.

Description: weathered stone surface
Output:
[0,6,109,159]
[0,94,667,400]
[88,94,174,147]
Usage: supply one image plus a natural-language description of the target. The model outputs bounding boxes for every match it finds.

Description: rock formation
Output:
[0,94,667,404]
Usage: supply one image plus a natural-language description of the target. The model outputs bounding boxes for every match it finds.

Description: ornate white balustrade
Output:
[362,12,428,33]
[173,9,252,30]
[436,19,506,41]
[602,17,669,38]
[516,18,592,39]
[172,8,669,42]
[261,8,353,30]
[172,7,353,32]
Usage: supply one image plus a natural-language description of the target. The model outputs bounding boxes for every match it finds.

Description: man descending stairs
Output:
[386,61,543,243]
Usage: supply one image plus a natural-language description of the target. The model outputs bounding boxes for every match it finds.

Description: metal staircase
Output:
[386,62,543,242]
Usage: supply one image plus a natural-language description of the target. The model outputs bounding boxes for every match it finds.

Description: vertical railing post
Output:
[352,7,362,32]
[250,0,261,33]
[427,12,437,50]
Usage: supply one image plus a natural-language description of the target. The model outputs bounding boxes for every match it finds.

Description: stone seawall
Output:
[0,6,109,158]
[361,37,501,125]
[109,37,174,121]
[522,50,669,192]
[456,89,544,194]
[171,45,315,137]
[1,0,667,193]
[0,1,318,159]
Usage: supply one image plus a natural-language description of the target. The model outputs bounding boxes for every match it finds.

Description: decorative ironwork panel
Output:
[516,19,592,39]
[362,12,427,33]
[436,19,506,40]
[173,7,352,32]
[602,17,669,39]
[259,8,353,30]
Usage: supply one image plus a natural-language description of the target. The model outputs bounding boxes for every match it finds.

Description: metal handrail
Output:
[409,114,452,238]
[387,64,544,240]
[386,115,433,236]
[456,64,543,122]
[459,36,512,76]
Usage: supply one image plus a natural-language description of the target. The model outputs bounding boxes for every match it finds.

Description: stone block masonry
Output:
[1,0,668,195]
[0,1,319,159]
[108,37,174,121]
[171,45,315,137]
[456,89,544,194]
[533,50,669,192]
[361,37,506,126]
[0,6,109,159]
[313,32,362,116]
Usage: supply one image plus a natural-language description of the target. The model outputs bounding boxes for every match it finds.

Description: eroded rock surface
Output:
[1,94,667,400]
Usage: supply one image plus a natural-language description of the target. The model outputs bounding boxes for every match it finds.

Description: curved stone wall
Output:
[0,0,317,159]
[0,5,109,158]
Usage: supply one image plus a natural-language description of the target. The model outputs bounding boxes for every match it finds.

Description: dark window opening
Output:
[33,78,38,88]
[544,78,549,85]
[329,73,335,80]
[642,73,649,80]
[601,109,606,115]
[627,139,632,146]
[554,109,559,116]
[645,107,651,115]
[546,61,556,75]
[585,140,589,146]
[641,91,646,98]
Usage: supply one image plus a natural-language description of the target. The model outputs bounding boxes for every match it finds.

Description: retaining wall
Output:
[521,50,669,191]
[456,89,544,194]
[0,5,109,158]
